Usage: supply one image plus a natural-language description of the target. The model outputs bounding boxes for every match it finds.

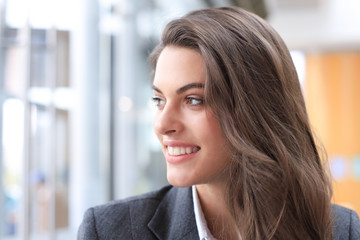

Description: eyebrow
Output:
[152,83,204,95]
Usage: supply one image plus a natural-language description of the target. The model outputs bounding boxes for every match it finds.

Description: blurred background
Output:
[0,0,359,239]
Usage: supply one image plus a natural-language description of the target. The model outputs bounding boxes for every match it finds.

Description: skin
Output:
[152,46,240,239]
[152,46,231,188]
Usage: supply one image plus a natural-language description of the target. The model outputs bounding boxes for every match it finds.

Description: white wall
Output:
[266,0,360,50]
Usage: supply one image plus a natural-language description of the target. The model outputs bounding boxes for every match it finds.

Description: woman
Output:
[78,7,360,240]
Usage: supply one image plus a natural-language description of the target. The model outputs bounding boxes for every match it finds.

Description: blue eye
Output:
[185,97,203,106]
[152,97,165,108]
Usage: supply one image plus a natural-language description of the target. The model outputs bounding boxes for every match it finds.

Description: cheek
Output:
[203,115,230,156]
[204,112,223,138]
[153,113,161,136]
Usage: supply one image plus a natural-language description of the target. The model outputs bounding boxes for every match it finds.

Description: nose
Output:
[154,103,183,136]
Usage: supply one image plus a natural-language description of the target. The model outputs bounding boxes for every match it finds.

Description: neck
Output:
[195,183,241,240]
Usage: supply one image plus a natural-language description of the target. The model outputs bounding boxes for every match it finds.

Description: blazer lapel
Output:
[148,186,199,240]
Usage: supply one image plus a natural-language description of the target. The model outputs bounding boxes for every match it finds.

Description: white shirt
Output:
[192,185,218,240]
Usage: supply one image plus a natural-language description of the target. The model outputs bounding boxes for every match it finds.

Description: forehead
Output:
[153,46,206,87]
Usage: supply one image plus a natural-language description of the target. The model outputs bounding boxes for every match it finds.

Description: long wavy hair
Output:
[149,7,333,240]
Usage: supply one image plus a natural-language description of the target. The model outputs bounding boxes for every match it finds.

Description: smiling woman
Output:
[78,6,360,240]
[151,47,231,188]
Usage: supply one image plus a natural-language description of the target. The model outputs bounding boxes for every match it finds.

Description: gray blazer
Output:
[78,185,360,240]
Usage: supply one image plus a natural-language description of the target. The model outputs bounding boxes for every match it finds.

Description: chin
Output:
[167,174,195,188]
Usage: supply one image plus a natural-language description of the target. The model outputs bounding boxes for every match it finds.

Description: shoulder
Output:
[92,184,174,217]
[77,185,178,240]
[332,204,360,240]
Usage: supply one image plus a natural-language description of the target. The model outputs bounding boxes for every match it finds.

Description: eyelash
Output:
[151,96,204,109]
[152,97,165,108]
[185,97,203,106]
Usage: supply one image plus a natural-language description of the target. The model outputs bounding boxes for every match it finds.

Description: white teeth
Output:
[186,147,192,154]
[180,147,185,154]
[168,147,174,155]
[167,146,200,156]
[174,147,180,155]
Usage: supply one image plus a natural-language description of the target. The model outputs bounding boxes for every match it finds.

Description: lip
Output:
[163,140,200,164]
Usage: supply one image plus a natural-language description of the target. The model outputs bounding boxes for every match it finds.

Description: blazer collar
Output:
[148,186,199,240]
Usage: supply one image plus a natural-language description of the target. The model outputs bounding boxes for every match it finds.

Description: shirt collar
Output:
[192,185,217,240]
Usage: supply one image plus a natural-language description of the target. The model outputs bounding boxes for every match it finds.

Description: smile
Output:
[167,146,200,156]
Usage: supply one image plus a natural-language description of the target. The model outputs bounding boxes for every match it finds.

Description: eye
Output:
[152,96,165,109]
[185,97,203,106]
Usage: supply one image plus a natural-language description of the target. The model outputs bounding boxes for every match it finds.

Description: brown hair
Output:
[149,7,333,239]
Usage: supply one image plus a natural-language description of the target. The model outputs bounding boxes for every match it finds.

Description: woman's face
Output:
[152,46,231,187]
